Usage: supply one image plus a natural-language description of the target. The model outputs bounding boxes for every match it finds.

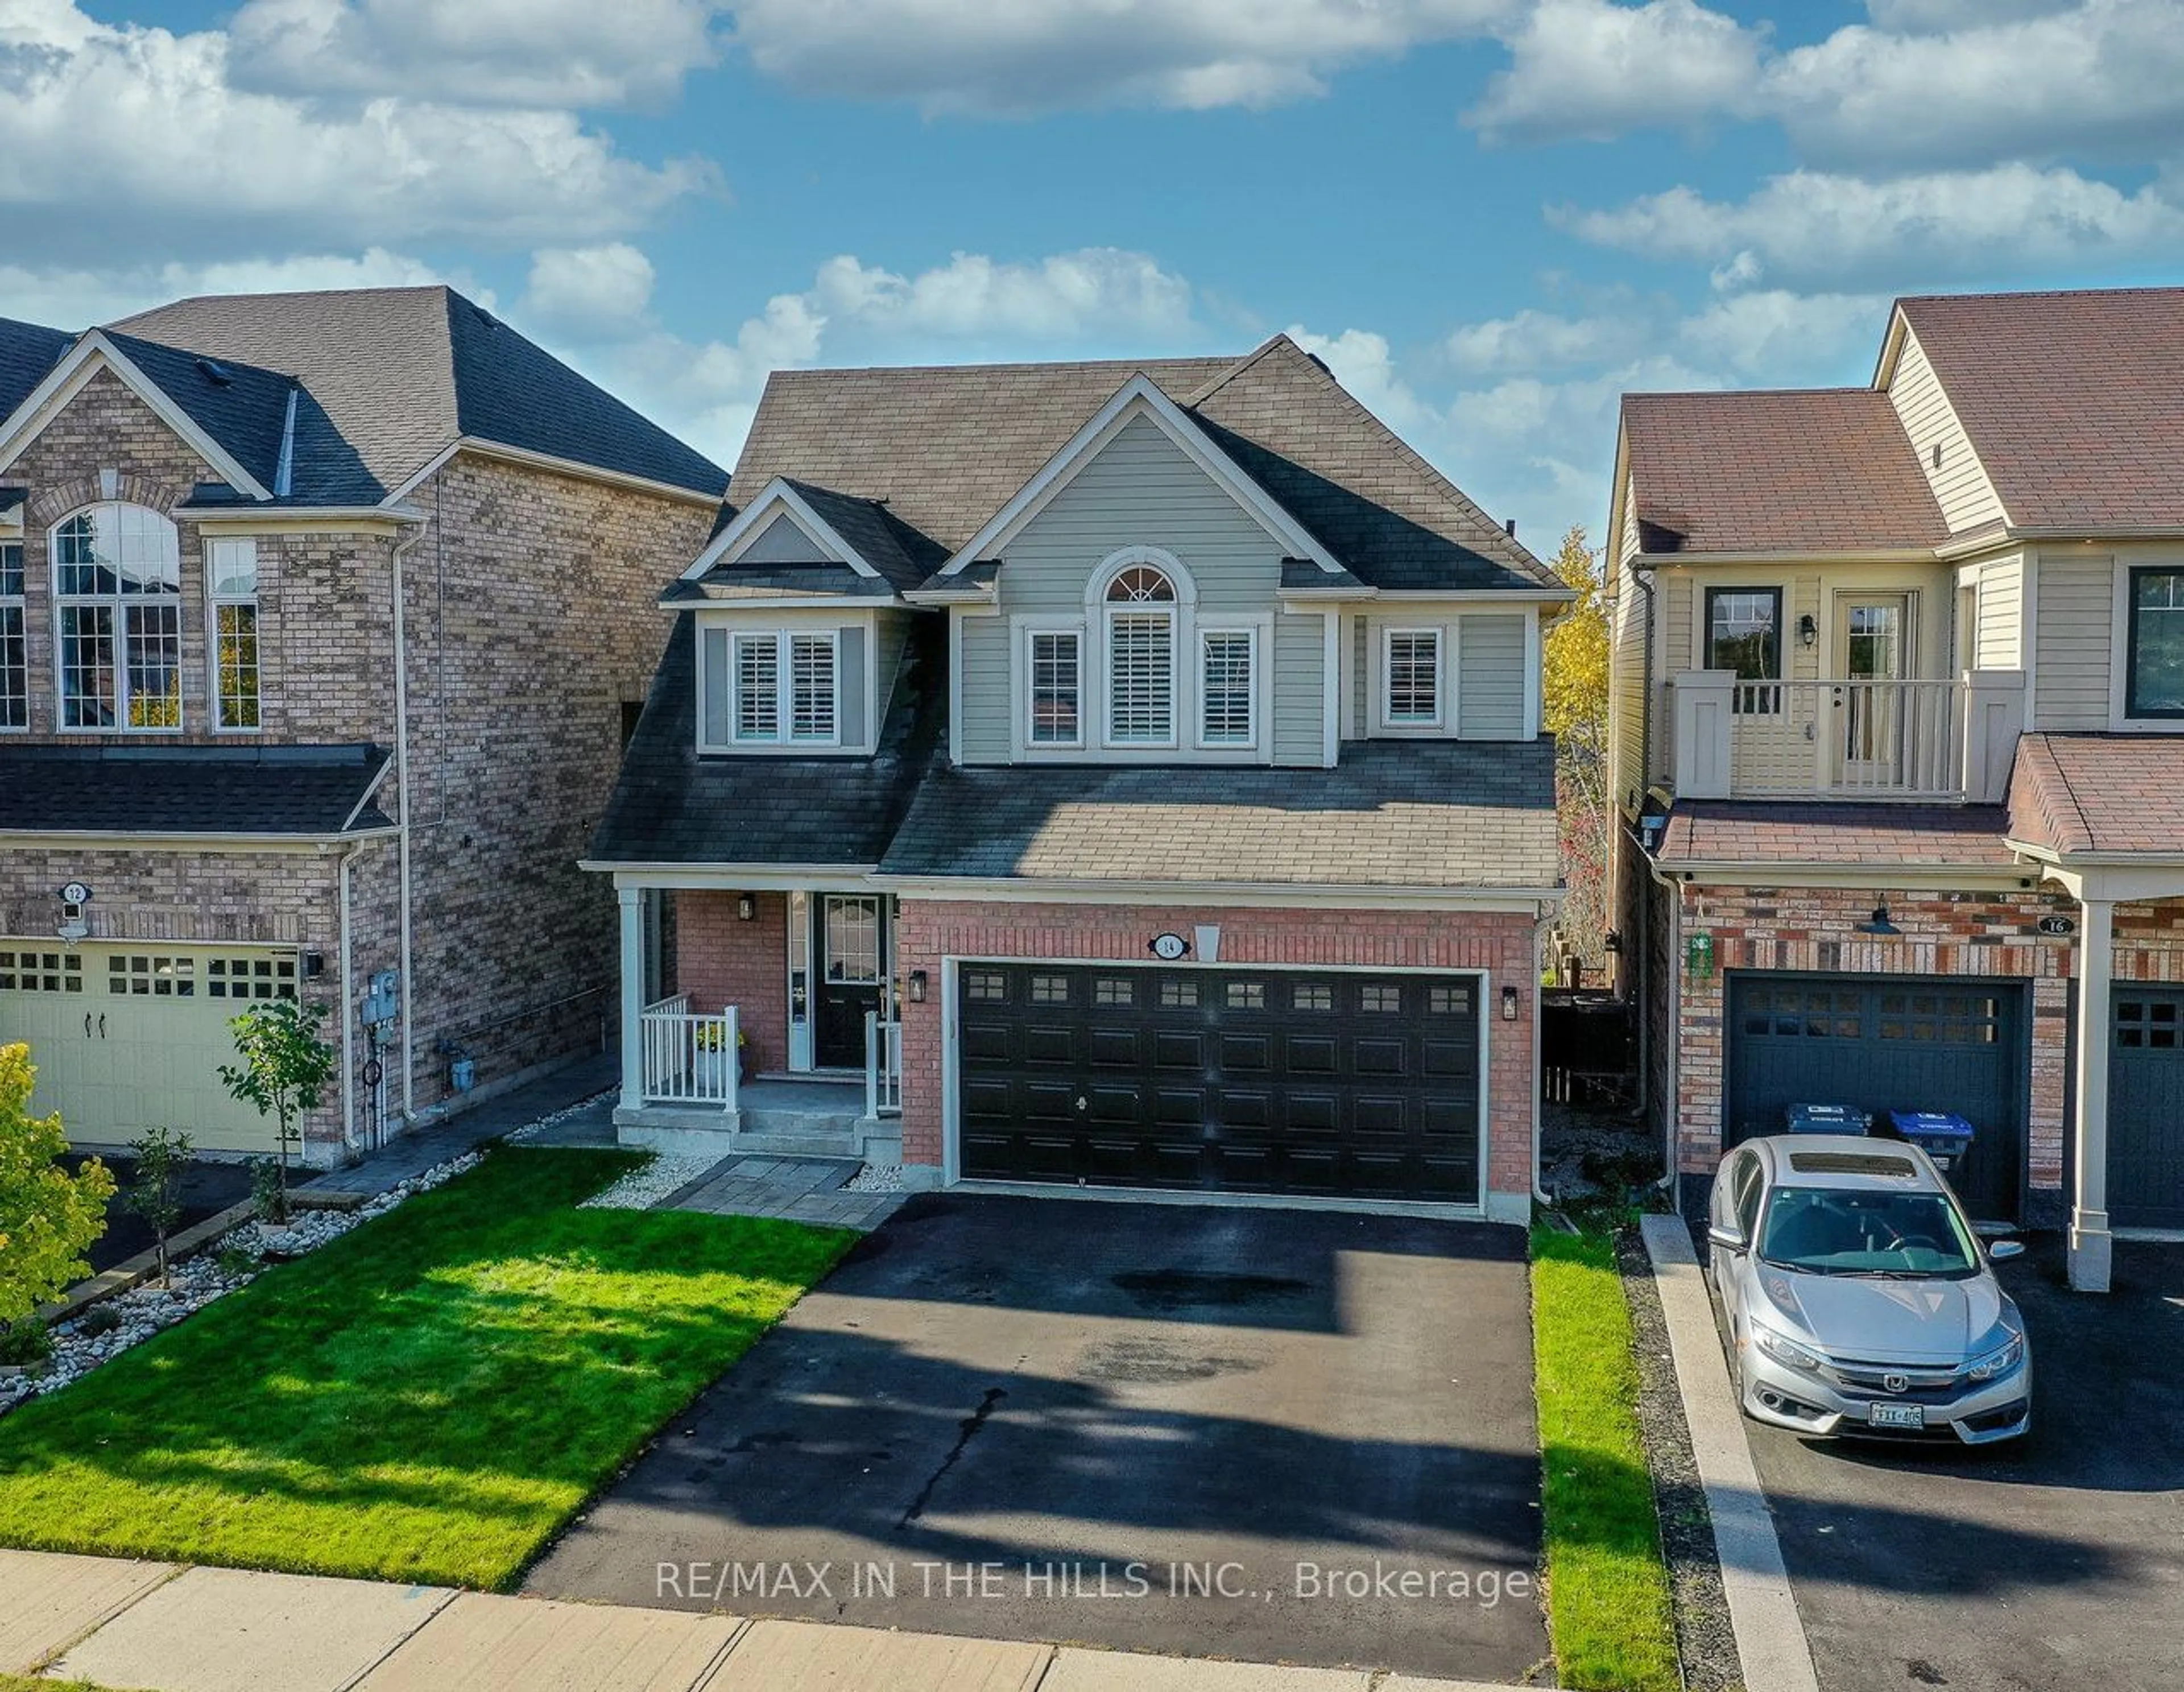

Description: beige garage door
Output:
[0,942,301,1153]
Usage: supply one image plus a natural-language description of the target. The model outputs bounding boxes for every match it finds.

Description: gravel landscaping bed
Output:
[0,1151,482,1421]
[1616,1221,1742,1692]
[578,1152,720,1210]
[844,1162,908,1192]
[504,1089,615,1145]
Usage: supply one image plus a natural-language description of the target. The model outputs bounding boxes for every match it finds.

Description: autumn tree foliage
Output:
[1544,524,1610,977]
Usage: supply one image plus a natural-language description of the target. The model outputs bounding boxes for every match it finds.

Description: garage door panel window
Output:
[107,953,196,996]
[1093,977,1135,1007]
[1359,983,1403,1013]
[964,970,1008,1002]
[1159,979,1198,1008]
[205,956,297,999]
[2116,998,2180,1050]
[0,949,81,992]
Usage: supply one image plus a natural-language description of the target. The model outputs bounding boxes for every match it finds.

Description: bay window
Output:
[53,503,181,731]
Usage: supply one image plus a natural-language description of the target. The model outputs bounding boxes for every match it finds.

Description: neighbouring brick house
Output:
[0,288,725,1163]
[1607,286,2184,1289]
[589,338,1567,1220]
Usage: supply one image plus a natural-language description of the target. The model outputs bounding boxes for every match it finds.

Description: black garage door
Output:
[956,963,1481,1201]
[2110,987,2184,1230]
[1726,973,2028,1222]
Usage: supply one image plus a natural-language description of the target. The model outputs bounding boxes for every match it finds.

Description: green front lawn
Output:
[1532,1223,1681,1692]
[0,1149,852,1590]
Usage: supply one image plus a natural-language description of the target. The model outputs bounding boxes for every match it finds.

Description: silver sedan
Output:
[1706,1134,2032,1445]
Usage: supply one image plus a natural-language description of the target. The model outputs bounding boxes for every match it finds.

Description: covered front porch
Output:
[609,879,906,1165]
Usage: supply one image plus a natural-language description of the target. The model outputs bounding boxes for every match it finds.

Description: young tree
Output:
[124,1124,193,1288]
[0,1042,115,1324]
[218,1000,336,1222]
[1544,523,1611,978]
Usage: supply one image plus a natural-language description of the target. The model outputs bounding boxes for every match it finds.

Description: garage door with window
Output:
[0,942,300,1152]
[956,963,1482,1201]
[2110,987,2184,1230]
[1725,973,2028,1222]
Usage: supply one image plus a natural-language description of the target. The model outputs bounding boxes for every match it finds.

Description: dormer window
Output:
[1105,564,1176,746]
[732,630,837,744]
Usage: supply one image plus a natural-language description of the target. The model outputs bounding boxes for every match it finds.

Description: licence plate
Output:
[1869,1402,1926,1430]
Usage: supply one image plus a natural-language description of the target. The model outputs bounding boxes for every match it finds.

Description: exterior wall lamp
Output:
[1857,901,1901,936]
[908,970,928,1003]
[1798,613,1818,648]
[1501,984,1520,1021]
[736,892,756,921]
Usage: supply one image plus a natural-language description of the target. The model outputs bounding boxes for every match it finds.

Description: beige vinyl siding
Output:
[2032,549,2112,729]
[738,511,833,565]
[956,613,1010,762]
[1887,328,2005,534]
[1458,614,1527,738]
[1975,555,2023,669]
[1272,613,1326,763]
[871,609,911,732]
[1608,483,1649,812]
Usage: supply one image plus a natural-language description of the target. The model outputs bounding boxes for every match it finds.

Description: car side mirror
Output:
[1707,1223,1747,1252]
[1987,1239,2026,1261]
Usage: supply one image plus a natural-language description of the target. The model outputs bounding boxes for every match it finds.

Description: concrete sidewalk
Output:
[1,1550,1520,1692]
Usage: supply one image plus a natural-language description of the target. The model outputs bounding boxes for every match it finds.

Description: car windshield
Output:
[1757,1186,1980,1277]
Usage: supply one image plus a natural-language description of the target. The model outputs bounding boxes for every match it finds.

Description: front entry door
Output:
[1835,594,1910,785]
[815,895,884,1069]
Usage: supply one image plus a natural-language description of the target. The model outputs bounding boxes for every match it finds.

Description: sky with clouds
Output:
[5,0,2180,547]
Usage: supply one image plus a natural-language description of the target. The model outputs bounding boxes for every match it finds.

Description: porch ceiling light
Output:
[736,893,756,921]
[1857,902,1901,936]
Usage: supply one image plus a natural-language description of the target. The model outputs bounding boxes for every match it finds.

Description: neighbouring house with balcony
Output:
[588,336,1566,1218]
[1608,286,2184,1289]
[0,288,725,1163]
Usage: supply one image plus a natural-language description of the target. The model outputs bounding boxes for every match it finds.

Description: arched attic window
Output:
[1103,561,1177,744]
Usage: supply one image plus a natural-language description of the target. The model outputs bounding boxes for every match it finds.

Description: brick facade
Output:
[889,898,1542,1211]
[675,891,790,1077]
[1,366,715,1159]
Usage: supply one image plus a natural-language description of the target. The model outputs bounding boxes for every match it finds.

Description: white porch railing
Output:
[639,993,739,1111]
[865,1010,902,1118]
[1670,671,2024,803]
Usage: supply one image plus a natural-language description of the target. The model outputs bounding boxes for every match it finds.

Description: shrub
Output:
[0,1042,114,1323]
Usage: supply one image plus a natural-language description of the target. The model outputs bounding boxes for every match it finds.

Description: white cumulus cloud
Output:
[1466,0,1768,144]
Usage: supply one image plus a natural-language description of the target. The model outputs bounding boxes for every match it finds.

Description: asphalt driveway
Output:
[526,1194,1546,1681]
[1742,1238,2184,1692]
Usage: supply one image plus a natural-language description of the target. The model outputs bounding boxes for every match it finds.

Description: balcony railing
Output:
[1669,670,2023,804]
[866,1010,902,1118]
[639,993,739,1112]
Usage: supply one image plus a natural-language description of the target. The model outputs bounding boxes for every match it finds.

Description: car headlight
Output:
[1752,1325,1826,1372]
[1966,1333,2024,1381]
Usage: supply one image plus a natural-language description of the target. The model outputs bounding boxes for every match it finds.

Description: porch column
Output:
[2069,895,2114,1293]
[617,884,644,1114]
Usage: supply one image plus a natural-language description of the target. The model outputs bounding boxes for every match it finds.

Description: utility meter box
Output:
[361,969,400,1028]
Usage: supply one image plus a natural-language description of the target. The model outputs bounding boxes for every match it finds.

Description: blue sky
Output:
[5,1,2180,548]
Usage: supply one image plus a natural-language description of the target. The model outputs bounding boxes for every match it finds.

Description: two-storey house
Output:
[589,336,1566,1219]
[1608,286,2184,1289]
[0,287,725,1163]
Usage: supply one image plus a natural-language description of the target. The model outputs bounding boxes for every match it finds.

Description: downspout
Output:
[1533,903,1553,1211]
[391,519,424,1125]
[1656,861,1685,1211]
[337,840,362,1155]
[1630,564,1659,1116]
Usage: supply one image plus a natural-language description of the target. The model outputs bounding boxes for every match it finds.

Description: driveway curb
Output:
[1639,1213,1819,1692]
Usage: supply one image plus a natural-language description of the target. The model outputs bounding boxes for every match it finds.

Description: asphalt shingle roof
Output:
[781,481,946,591]
[1655,801,2015,867]
[0,316,70,420]
[110,287,725,501]
[1897,288,2184,532]
[1621,390,1949,555]
[2007,734,2184,857]
[0,744,392,836]
[732,337,1552,594]
[879,739,1559,889]
[589,615,946,866]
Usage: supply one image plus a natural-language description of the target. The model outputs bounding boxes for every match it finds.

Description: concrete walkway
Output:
[662,1154,904,1230]
[1,1549,1516,1692]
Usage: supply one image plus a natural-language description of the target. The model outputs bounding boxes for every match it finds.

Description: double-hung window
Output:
[208,537,260,730]
[0,539,23,730]
[2127,568,2184,719]
[731,629,838,745]
[53,503,182,731]
[1027,628,1081,746]
[1199,627,1256,747]
[1706,587,1781,714]
[1383,628,1441,726]
[1105,564,1176,745]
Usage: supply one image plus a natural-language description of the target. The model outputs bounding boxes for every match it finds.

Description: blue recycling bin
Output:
[1784,1102,1871,1135]
[1888,1110,1975,1173]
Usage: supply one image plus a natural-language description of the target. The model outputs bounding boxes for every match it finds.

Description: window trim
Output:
[1380,625,1443,729]
[1703,585,1784,713]
[1023,623,1084,749]
[0,535,23,734]
[50,502,185,735]
[2124,564,2184,722]
[206,536,261,734]
[1196,623,1258,750]
[718,627,842,748]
